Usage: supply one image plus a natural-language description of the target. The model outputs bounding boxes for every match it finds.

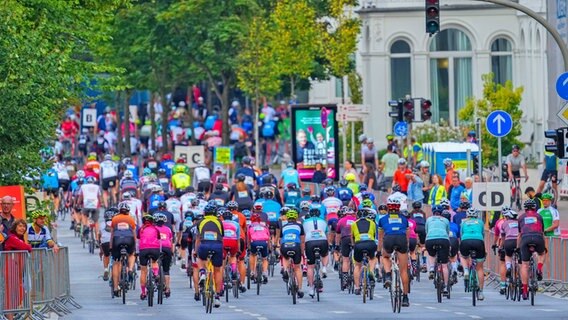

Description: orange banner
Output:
[0,185,27,220]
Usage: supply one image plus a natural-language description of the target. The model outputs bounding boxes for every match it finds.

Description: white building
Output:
[310,0,548,159]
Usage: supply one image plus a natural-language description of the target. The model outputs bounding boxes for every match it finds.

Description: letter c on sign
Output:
[192,153,201,164]
[478,191,486,207]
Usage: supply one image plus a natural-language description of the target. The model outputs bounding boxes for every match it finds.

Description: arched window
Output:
[491,38,513,85]
[429,29,473,125]
[390,40,412,100]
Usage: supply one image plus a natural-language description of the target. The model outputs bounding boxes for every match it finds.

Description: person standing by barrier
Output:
[27,210,59,253]
[537,193,560,237]
[0,196,16,248]
[3,219,31,320]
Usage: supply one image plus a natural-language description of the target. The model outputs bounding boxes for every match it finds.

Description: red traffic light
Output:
[422,99,432,109]
[421,99,432,121]
[427,7,439,18]
[403,100,413,110]
[426,0,439,4]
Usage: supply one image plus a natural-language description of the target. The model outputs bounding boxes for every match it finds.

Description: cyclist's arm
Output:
[522,157,528,180]
[506,159,513,179]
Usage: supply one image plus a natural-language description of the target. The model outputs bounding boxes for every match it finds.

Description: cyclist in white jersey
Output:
[100,154,119,207]
[122,192,143,226]
[166,191,183,222]
[55,161,71,210]
[193,162,212,196]
[79,176,102,239]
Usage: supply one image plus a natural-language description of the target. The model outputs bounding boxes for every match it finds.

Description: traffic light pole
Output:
[476,118,483,181]
[473,0,568,71]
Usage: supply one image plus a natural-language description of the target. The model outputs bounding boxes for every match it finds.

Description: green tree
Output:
[0,0,124,187]
[459,73,524,165]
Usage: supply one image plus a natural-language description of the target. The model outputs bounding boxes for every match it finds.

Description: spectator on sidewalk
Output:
[0,196,16,247]
[428,174,447,205]
[3,219,31,252]
[343,160,359,183]
[362,163,378,191]
[312,162,327,184]
[361,138,379,173]
[417,161,432,204]
[448,175,465,212]
[379,144,399,192]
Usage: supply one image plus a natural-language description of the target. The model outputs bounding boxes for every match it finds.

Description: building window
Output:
[390,40,412,100]
[491,38,513,85]
[429,28,473,126]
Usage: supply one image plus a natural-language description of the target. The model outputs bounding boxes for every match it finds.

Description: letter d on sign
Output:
[492,192,504,207]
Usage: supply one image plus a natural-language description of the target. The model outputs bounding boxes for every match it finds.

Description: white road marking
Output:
[455,312,466,315]
[235,309,243,312]
[330,311,350,314]
[536,309,559,312]
[425,306,436,310]
[469,316,482,319]
[250,314,261,317]
[228,305,236,309]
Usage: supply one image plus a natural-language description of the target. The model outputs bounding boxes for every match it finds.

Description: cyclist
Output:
[537,141,559,196]
[209,183,230,207]
[154,212,174,297]
[351,207,378,296]
[42,166,60,213]
[410,201,426,270]
[443,209,460,285]
[298,201,311,221]
[54,159,71,209]
[154,201,176,235]
[194,161,212,196]
[172,165,191,193]
[195,203,224,308]
[100,154,119,208]
[159,153,176,179]
[247,211,270,284]
[123,158,139,181]
[442,158,454,192]
[499,209,519,283]
[280,208,306,299]
[309,195,327,219]
[506,144,528,184]
[336,179,354,206]
[143,150,159,174]
[402,209,419,279]
[345,173,359,194]
[390,184,408,211]
[322,186,341,265]
[336,207,357,290]
[230,174,254,211]
[190,210,204,301]
[235,156,257,189]
[122,192,143,226]
[178,211,194,270]
[524,187,543,210]
[147,186,166,214]
[517,199,546,300]
[221,208,240,282]
[459,207,486,301]
[453,201,470,227]
[119,169,139,199]
[165,190,183,223]
[78,176,102,239]
[425,206,451,295]
[262,189,282,247]
[279,162,301,190]
[98,209,114,281]
[138,214,160,300]
[303,207,329,298]
[538,193,560,236]
[258,174,282,204]
[110,202,137,297]
[378,197,410,307]
[283,183,301,208]
[157,169,170,195]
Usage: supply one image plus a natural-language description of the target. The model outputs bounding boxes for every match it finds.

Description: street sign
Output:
[214,146,234,165]
[174,146,204,168]
[556,72,568,100]
[393,121,408,137]
[337,104,370,115]
[472,182,511,211]
[335,113,364,122]
[82,109,97,127]
[486,110,513,138]
[558,102,568,126]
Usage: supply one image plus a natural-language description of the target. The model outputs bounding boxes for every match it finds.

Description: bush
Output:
[412,119,463,144]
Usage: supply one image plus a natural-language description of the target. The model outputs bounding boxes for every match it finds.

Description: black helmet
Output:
[221,208,233,221]
[154,212,167,226]
[184,211,194,219]
[215,183,224,190]
[264,189,274,199]
[242,156,252,165]
[196,192,205,200]
[309,207,321,218]
[378,204,388,211]
[104,209,115,221]
[323,178,334,186]
[157,201,167,209]
[392,184,401,192]
[191,198,199,207]
[310,195,321,202]
[441,210,451,221]
[142,214,154,224]
[412,201,422,210]
[280,206,290,215]
[261,165,269,172]
[359,183,368,192]
[523,199,537,210]
[325,186,335,196]
[339,179,348,187]
[204,203,217,216]
[236,173,246,182]
[459,201,471,210]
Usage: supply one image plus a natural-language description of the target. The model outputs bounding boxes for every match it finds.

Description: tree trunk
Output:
[161,90,170,154]
[220,82,231,145]
[124,91,131,157]
[290,76,295,98]
[254,91,260,160]
[187,85,195,145]
[150,94,156,152]
[115,91,123,156]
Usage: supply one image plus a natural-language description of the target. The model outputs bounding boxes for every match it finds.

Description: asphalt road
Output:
[53,218,568,320]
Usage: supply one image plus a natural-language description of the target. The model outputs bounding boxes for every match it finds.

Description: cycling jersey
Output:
[172,173,191,191]
[100,160,118,179]
[506,154,525,172]
[500,219,519,241]
[302,216,328,242]
[538,206,560,236]
[147,194,165,213]
[262,199,282,222]
[347,182,359,195]
[280,221,304,245]
[407,218,417,239]
[351,218,377,243]
[111,214,136,240]
[27,224,54,248]
[55,163,70,181]
[449,221,460,238]
[126,164,139,180]
[310,203,327,220]
[198,216,224,242]
[222,220,240,241]
[411,210,426,226]
[138,224,161,250]
[120,177,138,193]
[248,222,270,242]
[322,197,342,221]
[81,184,100,209]
[460,218,484,241]
[517,211,544,237]
[42,169,59,190]
[283,190,300,207]
[336,187,354,204]
[425,216,449,240]
[280,168,300,187]
[181,217,194,234]
[166,198,182,221]
[100,221,112,244]
[145,159,159,174]
[194,166,210,182]
[452,211,467,227]
[232,186,253,210]
[336,215,356,238]
[160,160,176,178]
[123,198,143,225]
[156,225,173,249]
[378,213,409,236]
[235,166,256,187]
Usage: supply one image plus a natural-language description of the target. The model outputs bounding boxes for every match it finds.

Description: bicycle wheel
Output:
[157,264,164,305]
[246,260,251,290]
[290,268,297,305]
[269,253,276,277]
[256,260,262,296]
[415,254,421,283]
[436,266,442,303]
[470,271,477,307]
[389,278,396,312]
[368,270,374,301]
[147,272,154,307]
[395,270,402,313]
[362,266,367,304]
[206,273,214,313]
[316,273,321,302]
[530,261,536,306]
[225,265,231,303]
[121,262,127,304]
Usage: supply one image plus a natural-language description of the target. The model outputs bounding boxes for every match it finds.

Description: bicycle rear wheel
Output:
[147,272,154,307]
[362,267,367,304]
[470,272,477,307]
[157,264,164,305]
[121,262,127,304]
[395,270,402,313]
[206,275,214,313]
[290,268,297,305]
[256,262,262,296]
[436,267,442,303]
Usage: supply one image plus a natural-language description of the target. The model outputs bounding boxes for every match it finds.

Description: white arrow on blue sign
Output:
[556,72,568,100]
[486,110,513,138]
[394,121,408,137]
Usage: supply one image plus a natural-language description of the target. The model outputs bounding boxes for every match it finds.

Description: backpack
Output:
[262,121,275,138]
[204,115,216,130]
[234,142,248,158]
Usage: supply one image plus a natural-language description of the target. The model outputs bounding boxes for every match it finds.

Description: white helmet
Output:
[123,170,133,178]
[503,210,518,219]
[76,170,85,179]
[397,158,407,165]
[466,207,478,218]
[440,198,450,208]
[419,160,430,168]
[386,196,401,205]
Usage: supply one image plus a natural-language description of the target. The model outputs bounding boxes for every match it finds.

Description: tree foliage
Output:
[0,0,124,187]
[322,1,361,77]
[459,73,524,165]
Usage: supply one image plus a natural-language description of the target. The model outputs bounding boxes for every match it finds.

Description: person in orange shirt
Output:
[392,158,413,194]
[443,158,455,192]
[227,201,248,293]
[110,202,137,297]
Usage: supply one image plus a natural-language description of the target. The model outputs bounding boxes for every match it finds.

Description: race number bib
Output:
[284,233,297,241]
[311,230,324,239]
[244,176,253,185]
[204,231,217,241]
[359,233,371,241]
[117,222,129,230]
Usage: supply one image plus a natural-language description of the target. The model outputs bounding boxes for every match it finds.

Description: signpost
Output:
[556,72,568,100]
[214,146,234,165]
[472,182,511,211]
[337,105,369,165]
[174,146,204,168]
[557,102,568,126]
[486,110,513,179]
[394,121,408,137]
[82,108,97,128]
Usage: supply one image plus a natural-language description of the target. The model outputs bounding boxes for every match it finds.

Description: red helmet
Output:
[162,153,172,161]
[251,212,261,223]
[176,157,186,164]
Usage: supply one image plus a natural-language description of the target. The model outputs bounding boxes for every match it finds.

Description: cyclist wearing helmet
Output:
[439,198,450,211]
[154,212,174,297]
[193,161,211,196]
[538,193,560,236]
[351,204,378,296]
[392,158,412,195]
[209,183,230,206]
[283,183,301,208]
[178,211,195,270]
[361,137,379,173]
[442,158,454,192]
[443,209,461,285]
[196,203,225,307]
[401,209,419,276]
[221,208,241,281]
[377,204,388,221]
[309,195,327,220]
[506,144,528,184]
[411,201,426,245]
[86,153,101,175]
[110,202,136,297]
[424,207,451,296]
[98,209,115,281]
[280,208,306,299]
[119,169,139,198]
[165,190,182,224]
[379,197,410,307]
[322,186,342,262]
[524,187,543,210]
[247,211,270,284]
[188,210,205,301]
[279,162,301,191]
[159,153,176,179]
[336,207,357,290]
[298,201,311,221]
[345,173,359,194]
[453,201,470,227]
[172,157,189,175]
[303,206,329,298]
[538,141,559,196]
[390,184,408,211]
[499,209,519,287]
[78,176,102,237]
[459,207,486,301]
[172,164,191,192]
[261,189,282,244]
[235,156,256,189]
[517,199,546,300]
[447,174,465,212]
[230,174,254,211]
[153,201,176,233]
[147,185,166,214]
[138,214,158,300]
[157,168,170,195]
[257,165,277,187]
[28,210,58,251]
[100,154,119,208]
[258,175,283,204]
[336,179,354,206]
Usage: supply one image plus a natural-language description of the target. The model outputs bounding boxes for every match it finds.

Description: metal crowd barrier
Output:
[1,247,80,320]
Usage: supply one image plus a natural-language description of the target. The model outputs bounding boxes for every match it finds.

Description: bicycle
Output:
[255,246,264,296]
[389,249,402,313]
[432,245,448,303]
[203,251,216,313]
[118,245,129,304]
[285,251,298,305]
[510,178,522,211]
[506,250,522,301]
[414,249,421,283]
[146,250,165,307]
[528,245,539,306]
[312,247,323,302]
[245,252,251,290]
[360,250,374,304]
[464,250,479,307]
[223,248,233,303]
[346,247,355,294]
[268,249,277,278]
[88,218,96,255]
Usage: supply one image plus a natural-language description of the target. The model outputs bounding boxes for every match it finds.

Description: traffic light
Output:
[472,154,479,175]
[425,0,440,35]
[501,161,508,182]
[403,99,414,122]
[388,100,403,122]
[421,99,432,121]
[545,128,568,159]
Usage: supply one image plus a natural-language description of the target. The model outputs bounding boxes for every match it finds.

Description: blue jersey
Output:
[148,194,165,212]
[310,203,327,220]
[70,180,80,192]
[281,168,299,187]
[452,211,467,227]
[126,164,139,181]
[449,221,460,238]
[280,221,304,245]
[160,160,176,178]
[284,190,301,207]
[235,167,256,187]
[263,199,282,222]
[378,213,409,236]
[42,169,59,189]
[257,173,278,186]
[336,187,353,203]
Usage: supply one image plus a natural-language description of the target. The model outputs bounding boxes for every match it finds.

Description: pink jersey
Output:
[222,220,240,241]
[408,218,417,239]
[156,225,173,249]
[248,222,270,242]
[494,218,505,237]
[500,219,519,241]
[138,225,161,250]
[336,215,357,239]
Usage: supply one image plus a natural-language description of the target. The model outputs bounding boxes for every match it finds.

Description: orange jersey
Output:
[232,210,247,240]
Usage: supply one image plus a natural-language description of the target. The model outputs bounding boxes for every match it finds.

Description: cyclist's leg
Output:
[292,247,303,291]
[398,252,410,294]
[237,239,247,287]
[305,242,316,287]
[162,249,173,291]
[536,170,547,194]
[111,246,121,292]
[352,244,363,288]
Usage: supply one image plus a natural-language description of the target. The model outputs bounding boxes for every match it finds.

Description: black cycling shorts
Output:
[540,169,558,183]
[415,225,426,244]
[305,240,329,265]
[45,188,59,197]
[327,218,338,232]
[382,234,408,254]
[503,239,517,257]
[250,241,269,258]
[197,181,211,193]
[180,233,191,250]
[459,239,486,260]
[139,248,161,266]
[449,237,459,258]
[161,248,173,275]
[100,242,110,257]
[111,236,135,260]
[59,179,70,192]
[340,237,352,258]
[82,208,99,222]
[425,238,450,264]
[408,238,417,253]
[102,177,117,191]
[281,243,302,265]
[353,241,377,263]
[520,235,545,262]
